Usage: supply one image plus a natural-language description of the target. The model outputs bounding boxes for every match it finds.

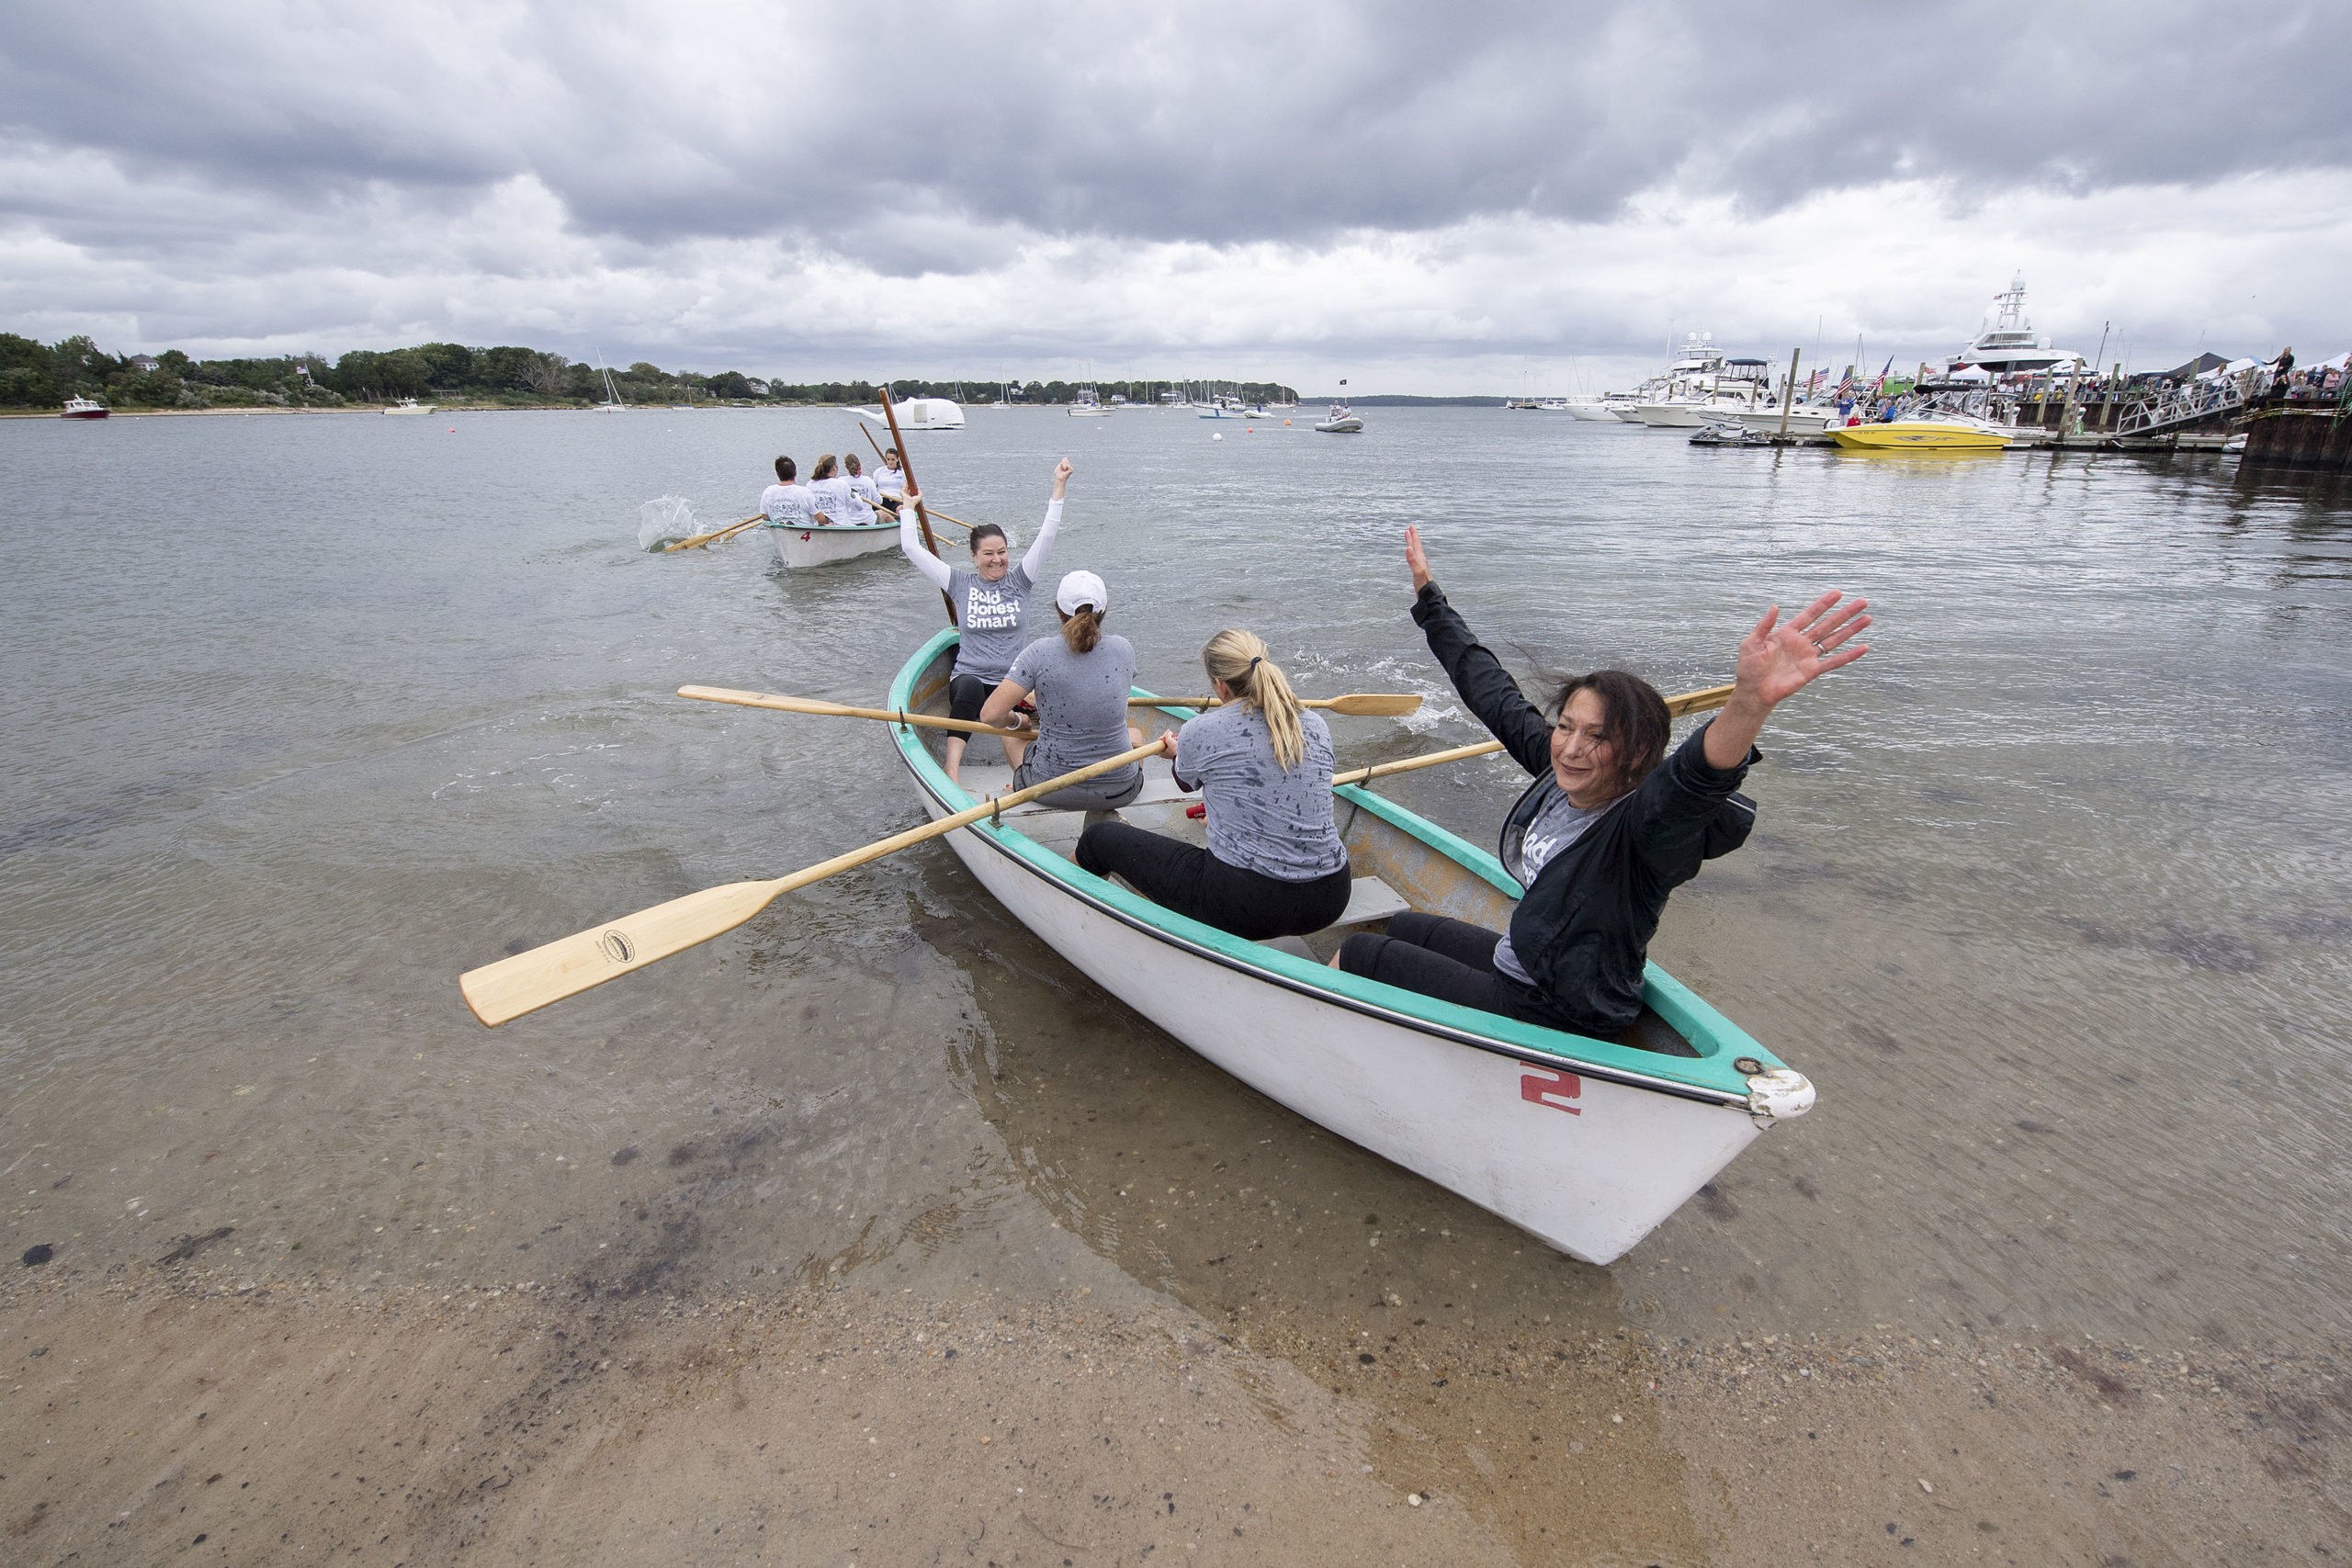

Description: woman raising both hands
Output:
[1336,525,1871,1043]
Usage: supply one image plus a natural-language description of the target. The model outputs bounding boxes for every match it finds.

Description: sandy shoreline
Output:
[7,1262,2344,1566]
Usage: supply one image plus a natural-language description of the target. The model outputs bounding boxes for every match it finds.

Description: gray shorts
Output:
[1009,757,1145,812]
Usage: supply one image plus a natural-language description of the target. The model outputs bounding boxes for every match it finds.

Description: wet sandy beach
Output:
[6,407,2351,1562]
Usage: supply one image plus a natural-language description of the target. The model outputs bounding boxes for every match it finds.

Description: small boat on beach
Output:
[764,517,901,569]
[888,631,1814,1264]
[1830,416,2013,452]
[60,397,109,420]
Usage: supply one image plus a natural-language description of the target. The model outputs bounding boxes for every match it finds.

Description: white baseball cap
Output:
[1054,570,1108,615]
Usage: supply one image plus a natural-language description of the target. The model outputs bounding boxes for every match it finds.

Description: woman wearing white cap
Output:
[978,568,1148,810]
[899,459,1069,784]
[1075,629,1351,940]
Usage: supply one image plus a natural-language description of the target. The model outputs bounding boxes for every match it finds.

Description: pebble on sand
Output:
[22,1243,54,1267]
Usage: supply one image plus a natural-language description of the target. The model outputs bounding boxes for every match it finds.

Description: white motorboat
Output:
[1068,387,1114,418]
[60,397,109,420]
[887,631,1815,1264]
[857,397,965,430]
[1316,401,1363,434]
[763,517,902,569]
[1730,402,1844,435]
[383,397,436,415]
[1944,275,2086,377]
[1559,398,1622,422]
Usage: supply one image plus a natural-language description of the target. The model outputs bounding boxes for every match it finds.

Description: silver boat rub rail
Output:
[887,626,1794,1115]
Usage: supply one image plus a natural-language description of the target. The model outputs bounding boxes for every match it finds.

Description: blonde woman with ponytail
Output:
[1075,629,1351,941]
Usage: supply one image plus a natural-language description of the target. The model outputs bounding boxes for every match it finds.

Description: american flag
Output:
[1835,367,1856,401]
[1869,355,1894,394]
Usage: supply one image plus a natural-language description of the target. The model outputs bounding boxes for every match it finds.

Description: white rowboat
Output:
[766,518,901,569]
[888,631,1814,1264]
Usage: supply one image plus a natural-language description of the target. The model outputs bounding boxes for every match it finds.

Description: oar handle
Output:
[680,684,1027,739]
[1330,682,1736,788]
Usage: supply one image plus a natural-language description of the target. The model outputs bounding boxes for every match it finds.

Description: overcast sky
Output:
[4,2,2346,393]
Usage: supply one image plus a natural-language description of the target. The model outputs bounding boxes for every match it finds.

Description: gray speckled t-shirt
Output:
[1173,705,1347,882]
[1005,633,1139,786]
[1493,782,1616,983]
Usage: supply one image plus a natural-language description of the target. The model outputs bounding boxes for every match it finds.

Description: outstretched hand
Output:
[1051,457,1072,500]
[1405,525,1432,591]
[1701,590,1871,770]
[1734,590,1871,709]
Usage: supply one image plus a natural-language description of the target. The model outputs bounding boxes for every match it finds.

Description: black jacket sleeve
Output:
[1410,581,1553,777]
[1627,720,1758,880]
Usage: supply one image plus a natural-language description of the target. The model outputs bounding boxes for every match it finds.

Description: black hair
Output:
[773,456,796,482]
[967,523,1007,552]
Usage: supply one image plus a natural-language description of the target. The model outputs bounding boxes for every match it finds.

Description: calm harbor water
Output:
[4,403,2349,1359]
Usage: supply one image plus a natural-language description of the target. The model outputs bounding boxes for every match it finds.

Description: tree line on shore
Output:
[0,333,1295,412]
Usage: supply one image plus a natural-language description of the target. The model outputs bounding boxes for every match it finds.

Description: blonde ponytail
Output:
[1202,627,1306,771]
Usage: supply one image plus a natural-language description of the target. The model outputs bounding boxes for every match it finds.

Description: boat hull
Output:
[1830,423,2012,452]
[767,521,901,569]
[887,633,1804,1264]
[60,407,109,420]
[1732,406,1839,435]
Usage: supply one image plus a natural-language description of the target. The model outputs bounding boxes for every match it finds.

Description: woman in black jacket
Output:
[1337,526,1871,1042]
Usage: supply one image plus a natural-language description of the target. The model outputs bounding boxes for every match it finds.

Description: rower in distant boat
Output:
[873,447,908,514]
[758,456,831,530]
[843,452,894,519]
[807,455,865,525]
[1335,525,1871,1040]
[1075,630,1353,941]
[898,459,1069,784]
[978,566,1149,811]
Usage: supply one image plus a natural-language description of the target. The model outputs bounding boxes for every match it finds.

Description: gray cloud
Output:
[6,2,2347,265]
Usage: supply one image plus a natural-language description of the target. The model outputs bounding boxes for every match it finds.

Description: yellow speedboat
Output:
[1830,417,2013,451]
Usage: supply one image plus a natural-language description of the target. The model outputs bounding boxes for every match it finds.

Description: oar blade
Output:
[459,878,782,1027]
[1322,693,1423,716]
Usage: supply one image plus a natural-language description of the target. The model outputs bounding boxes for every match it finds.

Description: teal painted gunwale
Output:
[889,627,1783,1102]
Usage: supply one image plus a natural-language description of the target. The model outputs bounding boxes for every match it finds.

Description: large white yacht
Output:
[1946,276,2086,376]
[1629,338,1777,426]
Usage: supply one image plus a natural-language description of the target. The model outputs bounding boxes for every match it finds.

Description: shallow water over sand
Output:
[5,403,2349,1378]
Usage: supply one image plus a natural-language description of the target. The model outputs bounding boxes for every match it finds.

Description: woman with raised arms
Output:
[1076,630,1352,941]
[978,569,1148,811]
[1335,525,1871,1042]
[898,458,1069,784]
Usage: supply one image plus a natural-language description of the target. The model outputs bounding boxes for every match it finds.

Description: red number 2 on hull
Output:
[1521,1066,1582,1115]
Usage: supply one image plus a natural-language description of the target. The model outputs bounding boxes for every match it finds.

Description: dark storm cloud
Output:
[5,2,2346,265]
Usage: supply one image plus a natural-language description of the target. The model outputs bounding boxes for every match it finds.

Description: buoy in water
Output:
[1283,419,1292,426]
[1212,433,1223,441]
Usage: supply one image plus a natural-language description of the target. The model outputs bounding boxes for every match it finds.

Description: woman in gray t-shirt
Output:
[899,459,1068,783]
[1075,629,1352,942]
[981,570,1149,810]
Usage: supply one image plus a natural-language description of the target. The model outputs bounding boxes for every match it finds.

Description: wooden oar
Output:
[878,389,956,624]
[1331,682,1736,788]
[1130,693,1422,717]
[680,684,1027,738]
[660,513,763,552]
[458,736,1166,1026]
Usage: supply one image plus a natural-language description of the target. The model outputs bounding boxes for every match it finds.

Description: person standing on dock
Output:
[758,456,829,530]
[898,458,1070,784]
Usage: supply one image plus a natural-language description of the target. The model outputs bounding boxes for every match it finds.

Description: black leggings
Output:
[1337,911,1558,1026]
[1076,822,1351,941]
